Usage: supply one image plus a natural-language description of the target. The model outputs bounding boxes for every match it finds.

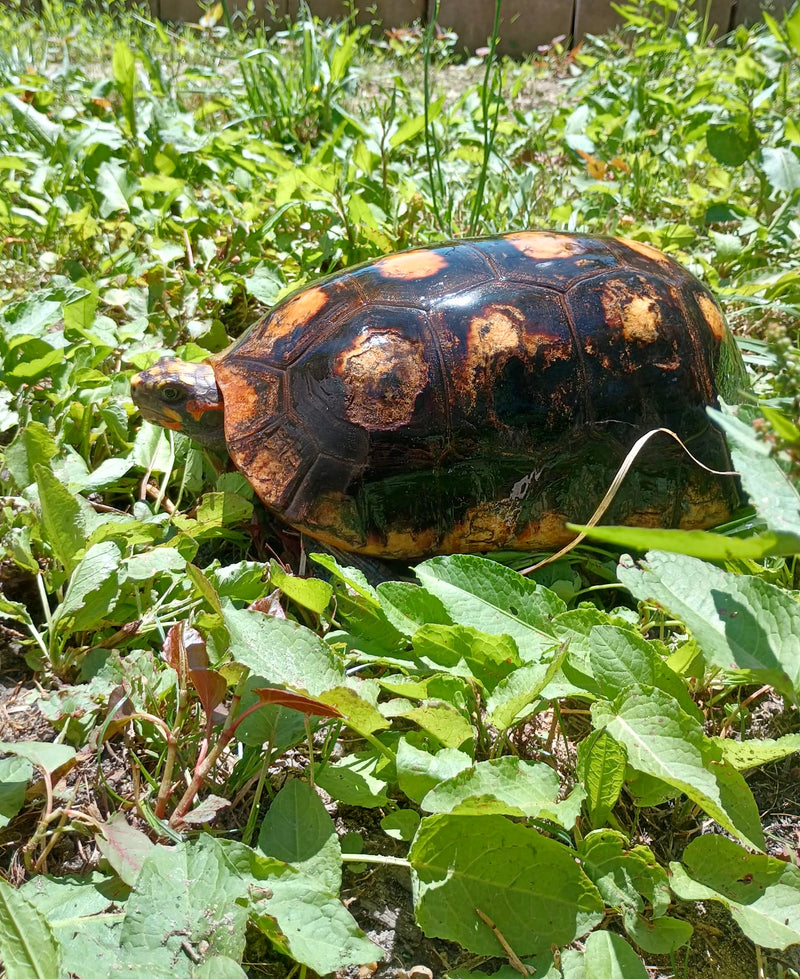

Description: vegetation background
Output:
[1,0,800,976]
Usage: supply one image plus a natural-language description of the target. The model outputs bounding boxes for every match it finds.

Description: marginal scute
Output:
[375,250,449,281]
[615,237,672,264]
[234,286,330,360]
[439,500,520,552]
[230,428,303,510]
[504,231,588,260]
[335,329,430,430]
[696,292,726,342]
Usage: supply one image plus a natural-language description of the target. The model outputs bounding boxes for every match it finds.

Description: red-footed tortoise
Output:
[130,232,745,559]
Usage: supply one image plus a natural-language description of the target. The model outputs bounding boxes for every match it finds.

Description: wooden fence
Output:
[151,0,795,54]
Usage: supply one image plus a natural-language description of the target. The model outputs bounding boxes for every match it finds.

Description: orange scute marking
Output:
[282,285,328,325]
[697,293,726,342]
[503,232,586,260]
[616,237,670,264]
[244,286,330,355]
[375,250,448,281]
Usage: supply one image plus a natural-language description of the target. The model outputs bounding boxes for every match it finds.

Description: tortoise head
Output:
[130,357,227,452]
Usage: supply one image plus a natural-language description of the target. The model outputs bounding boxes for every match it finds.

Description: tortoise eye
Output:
[161,385,184,403]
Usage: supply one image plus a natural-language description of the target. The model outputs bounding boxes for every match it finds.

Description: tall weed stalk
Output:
[422,0,451,235]
[468,0,504,236]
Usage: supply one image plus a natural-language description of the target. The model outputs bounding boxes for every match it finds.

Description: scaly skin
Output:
[130,358,227,452]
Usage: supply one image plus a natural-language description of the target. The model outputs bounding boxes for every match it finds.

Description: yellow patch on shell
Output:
[696,293,726,342]
[503,232,586,260]
[363,526,438,559]
[454,304,572,409]
[439,500,520,553]
[375,250,448,281]
[511,511,575,550]
[293,505,438,559]
[335,330,430,430]
[600,282,661,344]
[616,237,671,264]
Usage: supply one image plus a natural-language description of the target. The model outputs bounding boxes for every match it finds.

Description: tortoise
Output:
[130,231,746,559]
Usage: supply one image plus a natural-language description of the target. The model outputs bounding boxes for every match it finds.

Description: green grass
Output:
[1,1,800,976]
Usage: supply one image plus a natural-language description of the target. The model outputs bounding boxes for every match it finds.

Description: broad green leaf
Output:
[222,602,344,695]
[396,738,473,803]
[761,404,800,443]
[410,814,604,956]
[96,161,132,216]
[0,757,33,829]
[314,749,391,807]
[318,685,389,735]
[120,836,249,964]
[420,756,582,828]
[234,679,309,751]
[588,625,701,721]
[710,409,800,537]
[173,491,253,539]
[411,623,522,689]
[0,741,76,774]
[194,958,247,979]
[377,580,453,635]
[617,550,800,698]
[3,93,63,146]
[258,780,341,894]
[669,835,800,950]
[787,1,800,54]
[381,809,420,841]
[389,99,444,147]
[761,146,800,193]
[0,878,61,979]
[239,855,379,973]
[125,547,186,581]
[77,457,132,493]
[706,120,757,166]
[485,642,568,730]
[579,830,670,917]
[4,421,58,489]
[96,812,154,887]
[52,541,121,633]
[19,873,124,926]
[404,701,475,749]
[414,555,563,656]
[0,597,35,632]
[582,930,648,978]
[139,174,185,193]
[622,908,693,955]
[568,524,800,560]
[33,464,85,574]
[112,41,136,101]
[269,560,332,614]
[592,685,765,850]
[576,729,626,826]
[712,733,800,771]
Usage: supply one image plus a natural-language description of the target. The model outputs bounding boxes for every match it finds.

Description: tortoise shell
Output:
[163,233,747,558]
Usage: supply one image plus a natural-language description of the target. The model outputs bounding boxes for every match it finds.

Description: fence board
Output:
[574,0,732,40]
[154,0,794,51]
[431,0,573,56]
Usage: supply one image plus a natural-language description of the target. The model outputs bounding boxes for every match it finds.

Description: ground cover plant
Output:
[1,0,800,975]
